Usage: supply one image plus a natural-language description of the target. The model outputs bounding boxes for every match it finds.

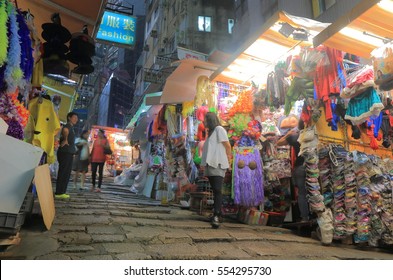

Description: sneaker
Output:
[211,215,220,229]
[94,188,102,193]
[55,194,70,199]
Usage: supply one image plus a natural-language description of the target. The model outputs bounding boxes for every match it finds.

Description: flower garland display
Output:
[228,113,251,141]
[227,89,253,117]
[10,91,29,127]
[0,92,21,123]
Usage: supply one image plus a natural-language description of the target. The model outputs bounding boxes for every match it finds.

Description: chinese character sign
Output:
[96,11,137,46]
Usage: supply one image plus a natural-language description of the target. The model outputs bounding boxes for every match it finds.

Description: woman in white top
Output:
[201,112,232,228]
[72,130,90,190]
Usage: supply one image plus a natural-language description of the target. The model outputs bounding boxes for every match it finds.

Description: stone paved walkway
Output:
[1,181,393,260]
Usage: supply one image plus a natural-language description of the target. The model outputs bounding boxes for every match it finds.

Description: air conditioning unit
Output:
[143,44,150,51]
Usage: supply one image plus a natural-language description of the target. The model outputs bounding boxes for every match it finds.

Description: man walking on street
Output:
[55,112,78,198]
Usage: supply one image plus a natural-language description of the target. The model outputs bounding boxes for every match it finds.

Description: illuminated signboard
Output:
[96,11,136,47]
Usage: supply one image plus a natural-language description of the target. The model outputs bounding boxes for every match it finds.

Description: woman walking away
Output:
[90,129,110,192]
[201,112,232,228]
[73,130,90,190]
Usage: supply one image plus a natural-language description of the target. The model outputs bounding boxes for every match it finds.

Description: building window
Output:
[312,0,336,18]
[198,16,212,32]
[228,19,234,34]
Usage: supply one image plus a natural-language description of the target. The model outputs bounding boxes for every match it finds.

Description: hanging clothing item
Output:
[345,87,384,125]
[233,147,264,207]
[314,47,344,122]
[27,96,60,163]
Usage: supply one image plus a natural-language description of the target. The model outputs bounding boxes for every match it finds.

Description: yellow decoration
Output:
[195,75,214,108]
[182,100,194,118]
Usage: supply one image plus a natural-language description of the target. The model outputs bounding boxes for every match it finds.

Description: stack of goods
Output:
[329,144,348,239]
[343,153,358,237]
[352,151,372,243]
[368,174,393,246]
[318,146,333,207]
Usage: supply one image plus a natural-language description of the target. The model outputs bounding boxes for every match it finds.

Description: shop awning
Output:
[126,92,162,129]
[313,0,393,58]
[18,0,106,39]
[211,11,330,84]
[160,59,218,104]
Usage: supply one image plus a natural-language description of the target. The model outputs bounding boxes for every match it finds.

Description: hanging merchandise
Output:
[233,147,264,208]
[4,3,23,94]
[227,88,254,117]
[66,25,95,74]
[344,87,384,125]
[372,42,393,91]
[340,66,375,99]
[41,13,71,77]
[313,46,344,124]
[194,75,214,109]
[0,0,8,67]
[25,93,61,163]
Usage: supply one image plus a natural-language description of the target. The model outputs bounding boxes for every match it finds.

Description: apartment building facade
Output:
[128,0,236,121]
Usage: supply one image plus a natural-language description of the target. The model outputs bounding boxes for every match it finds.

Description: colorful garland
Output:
[4,3,23,94]
[10,91,29,127]
[16,9,33,84]
[227,89,253,117]
[228,113,251,141]
[0,0,9,66]
[0,92,21,122]
[6,117,23,139]
[182,100,194,118]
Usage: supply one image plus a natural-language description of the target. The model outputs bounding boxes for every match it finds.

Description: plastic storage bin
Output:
[0,192,33,234]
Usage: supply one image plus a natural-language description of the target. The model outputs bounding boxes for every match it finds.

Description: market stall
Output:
[90,125,132,175]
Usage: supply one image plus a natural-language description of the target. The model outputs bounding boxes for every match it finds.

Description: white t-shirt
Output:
[201,126,230,169]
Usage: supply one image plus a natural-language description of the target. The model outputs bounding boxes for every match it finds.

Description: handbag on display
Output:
[104,145,113,155]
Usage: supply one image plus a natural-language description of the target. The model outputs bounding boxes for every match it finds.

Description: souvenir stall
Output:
[0,0,45,241]
[210,0,393,246]
[305,0,393,246]
[206,12,330,228]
